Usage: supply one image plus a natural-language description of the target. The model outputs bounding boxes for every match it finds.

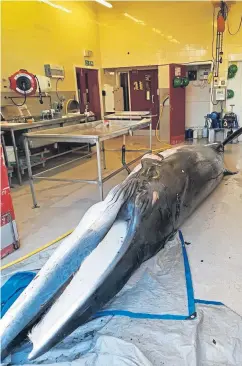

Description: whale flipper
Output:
[223,169,238,176]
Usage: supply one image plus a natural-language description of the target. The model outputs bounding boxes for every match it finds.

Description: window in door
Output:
[120,72,130,111]
[85,72,90,104]
[76,70,81,104]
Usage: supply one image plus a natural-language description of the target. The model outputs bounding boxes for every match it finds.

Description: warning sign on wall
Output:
[175,67,181,77]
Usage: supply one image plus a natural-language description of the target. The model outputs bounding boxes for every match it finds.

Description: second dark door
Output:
[169,64,186,144]
[129,69,159,129]
[76,68,101,120]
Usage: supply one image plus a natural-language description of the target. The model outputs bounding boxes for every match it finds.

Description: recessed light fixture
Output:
[95,0,112,8]
[39,0,71,13]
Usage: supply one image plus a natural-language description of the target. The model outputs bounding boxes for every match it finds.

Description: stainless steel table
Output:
[24,118,152,207]
[104,111,151,120]
[0,114,86,185]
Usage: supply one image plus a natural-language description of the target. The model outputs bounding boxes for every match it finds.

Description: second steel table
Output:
[24,118,152,207]
[0,114,87,185]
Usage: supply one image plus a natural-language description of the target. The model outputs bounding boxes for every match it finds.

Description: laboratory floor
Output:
[2,136,242,315]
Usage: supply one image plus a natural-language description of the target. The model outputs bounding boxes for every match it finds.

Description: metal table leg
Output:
[1,133,12,187]
[101,141,106,169]
[149,122,152,152]
[1,133,9,168]
[24,137,39,208]
[121,135,131,174]
[96,140,103,201]
[10,129,22,185]
[122,144,131,174]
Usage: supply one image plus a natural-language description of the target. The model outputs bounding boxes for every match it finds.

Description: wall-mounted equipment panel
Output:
[215,87,226,101]
[44,64,65,79]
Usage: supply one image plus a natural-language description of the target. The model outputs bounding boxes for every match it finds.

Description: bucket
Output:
[208,129,215,143]
[185,129,193,140]
[197,128,203,139]
[193,128,198,139]
[203,127,208,138]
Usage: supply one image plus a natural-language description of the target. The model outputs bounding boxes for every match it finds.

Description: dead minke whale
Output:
[1,127,241,361]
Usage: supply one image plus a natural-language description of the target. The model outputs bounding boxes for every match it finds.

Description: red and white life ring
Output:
[9,69,37,96]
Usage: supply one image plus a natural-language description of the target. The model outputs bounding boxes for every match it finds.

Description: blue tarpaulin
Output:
[1,271,36,318]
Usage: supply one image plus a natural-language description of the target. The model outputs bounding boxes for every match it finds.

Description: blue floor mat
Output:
[1,271,36,318]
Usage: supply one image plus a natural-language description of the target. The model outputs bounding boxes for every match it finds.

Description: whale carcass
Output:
[1,128,241,361]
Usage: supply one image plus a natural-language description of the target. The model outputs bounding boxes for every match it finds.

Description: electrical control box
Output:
[36,75,52,92]
[201,70,209,80]
[188,70,197,81]
[215,87,226,101]
[214,77,227,87]
[44,64,65,79]
[198,68,210,81]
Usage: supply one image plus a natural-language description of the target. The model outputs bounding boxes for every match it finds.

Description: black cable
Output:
[223,2,242,35]
[210,90,219,106]
[34,75,43,104]
[9,91,27,106]
[227,15,242,35]
[162,96,169,106]
[56,78,63,101]
[218,1,228,20]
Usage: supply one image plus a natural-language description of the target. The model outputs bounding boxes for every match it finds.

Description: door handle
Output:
[152,95,154,104]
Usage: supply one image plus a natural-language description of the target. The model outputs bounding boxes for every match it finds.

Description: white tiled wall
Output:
[185,69,210,129]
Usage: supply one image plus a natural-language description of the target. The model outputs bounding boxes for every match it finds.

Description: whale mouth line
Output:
[27,210,138,361]
[0,179,140,360]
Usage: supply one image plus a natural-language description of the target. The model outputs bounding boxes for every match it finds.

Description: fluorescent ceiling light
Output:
[39,0,71,13]
[124,13,145,25]
[95,0,112,8]
[170,39,180,44]
[152,28,161,34]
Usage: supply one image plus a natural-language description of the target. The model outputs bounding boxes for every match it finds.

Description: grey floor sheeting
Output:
[2,233,242,366]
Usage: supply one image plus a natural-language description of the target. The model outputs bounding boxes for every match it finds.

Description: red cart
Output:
[1,145,20,258]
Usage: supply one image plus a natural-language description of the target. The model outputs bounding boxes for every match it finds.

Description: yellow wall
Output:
[97,1,242,75]
[2,1,242,97]
[1,1,101,92]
